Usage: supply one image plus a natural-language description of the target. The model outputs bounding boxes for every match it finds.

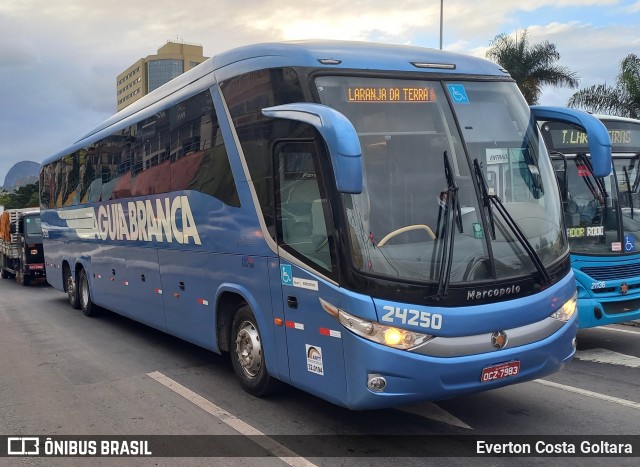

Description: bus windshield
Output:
[542,118,640,255]
[315,77,564,284]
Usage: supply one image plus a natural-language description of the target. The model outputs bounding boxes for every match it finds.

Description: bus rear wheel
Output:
[230,304,279,397]
[78,268,97,317]
[66,268,80,309]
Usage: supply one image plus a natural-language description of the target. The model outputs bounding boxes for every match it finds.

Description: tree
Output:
[567,54,640,118]
[0,183,39,209]
[486,29,579,105]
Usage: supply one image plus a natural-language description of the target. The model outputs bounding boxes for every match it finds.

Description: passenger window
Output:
[170,89,240,207]
[275,140,335,273]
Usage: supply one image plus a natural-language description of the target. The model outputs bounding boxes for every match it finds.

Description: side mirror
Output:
[262,103,363,193]
[10,222,16,234]
[530,106,612,177]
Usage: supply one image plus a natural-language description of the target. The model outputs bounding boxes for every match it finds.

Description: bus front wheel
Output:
[230,304,279,397]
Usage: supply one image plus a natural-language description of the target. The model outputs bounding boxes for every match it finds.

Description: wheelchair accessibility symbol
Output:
[281,264,293,286]
[624,235,635,252]
[447,84,470,104]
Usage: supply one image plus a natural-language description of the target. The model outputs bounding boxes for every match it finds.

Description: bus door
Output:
[273,139,348,402]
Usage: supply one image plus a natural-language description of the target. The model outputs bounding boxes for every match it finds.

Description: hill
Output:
[2,161,40,190]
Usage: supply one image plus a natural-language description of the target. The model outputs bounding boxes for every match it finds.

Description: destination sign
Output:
[346,87,436,102]
[542,121,640,153]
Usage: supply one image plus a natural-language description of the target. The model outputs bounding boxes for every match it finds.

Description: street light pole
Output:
[439,0,443,50]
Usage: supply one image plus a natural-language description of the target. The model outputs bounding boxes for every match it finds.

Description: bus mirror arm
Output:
[262,103,363,194]
[531,106,612,178]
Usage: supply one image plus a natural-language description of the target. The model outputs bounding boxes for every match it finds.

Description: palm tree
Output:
[486,29,579,105]
[568,54,640,118]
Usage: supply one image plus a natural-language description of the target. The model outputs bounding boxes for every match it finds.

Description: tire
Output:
[66,268,80,309]
[230,304,279,397]
[15,262,30,286]
[78,268,97,317]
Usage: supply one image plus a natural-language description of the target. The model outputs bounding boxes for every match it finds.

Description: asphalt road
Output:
[0,278,638,466]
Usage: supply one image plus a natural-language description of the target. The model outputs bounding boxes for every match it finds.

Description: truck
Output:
[0,208,46,286]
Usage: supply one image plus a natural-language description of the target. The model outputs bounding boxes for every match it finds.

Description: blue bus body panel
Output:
[341,312,576,409]
[373,272,576,336]
[278,265,577,410]
[571,253,640,328]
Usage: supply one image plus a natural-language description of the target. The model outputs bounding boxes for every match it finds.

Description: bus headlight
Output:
[549,292,578,322]
[320,298,432,350]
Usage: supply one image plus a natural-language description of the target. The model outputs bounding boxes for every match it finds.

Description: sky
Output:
[1,0,639,185]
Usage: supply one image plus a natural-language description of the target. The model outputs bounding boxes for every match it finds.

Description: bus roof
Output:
[592,114,640,125]
[211,40,508,76]
[44,40,510,165]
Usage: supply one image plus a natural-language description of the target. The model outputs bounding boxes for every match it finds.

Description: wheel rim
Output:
[235,320,262,378]
[80,274,89,308]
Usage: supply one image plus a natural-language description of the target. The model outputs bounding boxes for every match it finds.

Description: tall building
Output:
[116,41,208,111]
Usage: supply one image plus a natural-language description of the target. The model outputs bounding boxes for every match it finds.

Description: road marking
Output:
[574,348,640,368]
[590,326,639,335]
[147,371,316,467]
[534,379,640,410]
[398,403,473,430]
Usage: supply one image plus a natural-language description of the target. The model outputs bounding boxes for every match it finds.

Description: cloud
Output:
[0,0,638,181]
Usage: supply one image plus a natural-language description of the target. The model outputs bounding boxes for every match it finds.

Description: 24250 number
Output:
[381,306,443,330]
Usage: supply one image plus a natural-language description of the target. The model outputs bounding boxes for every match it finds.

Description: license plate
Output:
[481,361,520,382]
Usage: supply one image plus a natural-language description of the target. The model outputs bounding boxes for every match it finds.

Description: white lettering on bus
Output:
[467,285,521,300]
[93,196,201,245]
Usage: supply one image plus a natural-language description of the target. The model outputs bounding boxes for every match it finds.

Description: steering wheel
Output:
[377,224,436,247]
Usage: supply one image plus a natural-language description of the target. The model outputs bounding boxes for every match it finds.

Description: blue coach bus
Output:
[39,41,611,410]
[539,115,640,328]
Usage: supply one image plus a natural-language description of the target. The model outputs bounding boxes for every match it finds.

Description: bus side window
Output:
[275,140,334,274]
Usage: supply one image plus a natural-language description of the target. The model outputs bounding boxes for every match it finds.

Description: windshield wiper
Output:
[434,151,463,301]
[623,166,634,219]
[473,159,496,239]
[473,158,551,285]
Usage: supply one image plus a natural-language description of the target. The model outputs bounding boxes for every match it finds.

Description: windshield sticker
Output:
[486,148,525,164]
[447,84,469,104]
[612,242,622,252]
[486,149,509,164]
[624,235,636,252]
[472,223,484,239]
[306,345,324,375]
[577,165,592,177]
